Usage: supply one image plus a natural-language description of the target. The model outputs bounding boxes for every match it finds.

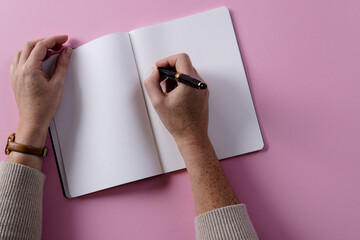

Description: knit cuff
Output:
[0,161,45,194]
[0,161,45,240]
[195,204,258,240]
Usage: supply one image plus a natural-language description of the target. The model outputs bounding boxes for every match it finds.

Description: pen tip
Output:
[152,67,157,70]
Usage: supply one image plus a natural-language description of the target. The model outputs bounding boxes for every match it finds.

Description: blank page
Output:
[44,33,162,198]
[130,7,264,173]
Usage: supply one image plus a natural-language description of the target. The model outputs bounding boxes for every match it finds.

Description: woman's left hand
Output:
[10,35,72,147]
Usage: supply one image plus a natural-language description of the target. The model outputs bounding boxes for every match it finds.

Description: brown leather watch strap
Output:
[5,133,48,157]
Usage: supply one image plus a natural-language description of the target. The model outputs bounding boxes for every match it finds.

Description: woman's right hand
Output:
[144,53,209,144]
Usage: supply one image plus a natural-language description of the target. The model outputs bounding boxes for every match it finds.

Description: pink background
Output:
[1,0,359,239]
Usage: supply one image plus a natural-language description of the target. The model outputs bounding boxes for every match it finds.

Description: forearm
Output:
[178,136,259,239]
[176,135,239,216]
[1,35,71,240]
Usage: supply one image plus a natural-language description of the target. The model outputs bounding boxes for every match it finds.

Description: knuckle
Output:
[35,40,45,49]
[23,61,32,69]
[177,53,194,74]
[144,78,155,92]
[49,38,56,46]
[192,67,199,76]
[57,57,67,68]
[43,38,56,48]
[25,41,34,49]
[21,63,28,72]
[144,78,150,88]
[22,62,35,76]
[179,53,190,60]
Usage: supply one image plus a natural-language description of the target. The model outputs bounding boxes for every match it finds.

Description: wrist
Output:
[175,134,211,151]
[175,134,218,166]
[15,124,48,148]
[174,133,210,148]
[5,126,48,172]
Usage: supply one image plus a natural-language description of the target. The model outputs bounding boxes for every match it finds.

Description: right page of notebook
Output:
[130,7,264,173]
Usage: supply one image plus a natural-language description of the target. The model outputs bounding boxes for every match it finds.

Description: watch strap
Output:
[5,133,48,157]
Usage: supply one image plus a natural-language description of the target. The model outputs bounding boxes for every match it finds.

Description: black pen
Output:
[154,67,207,90]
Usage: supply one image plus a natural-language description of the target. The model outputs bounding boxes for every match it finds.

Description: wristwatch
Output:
[5,133,48,157]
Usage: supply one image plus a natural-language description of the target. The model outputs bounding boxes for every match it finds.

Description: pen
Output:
[154,67,207,90]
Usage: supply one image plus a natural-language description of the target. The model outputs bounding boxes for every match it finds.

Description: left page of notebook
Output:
[43,33,162,198]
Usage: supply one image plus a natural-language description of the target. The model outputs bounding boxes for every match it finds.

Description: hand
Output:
[144,53,209,143]
[146,54,239,215]
[10,35,72,147]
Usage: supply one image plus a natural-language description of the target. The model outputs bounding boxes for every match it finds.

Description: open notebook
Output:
[43,7,264,198]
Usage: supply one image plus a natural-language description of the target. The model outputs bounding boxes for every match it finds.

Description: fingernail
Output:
[65,47,72,57]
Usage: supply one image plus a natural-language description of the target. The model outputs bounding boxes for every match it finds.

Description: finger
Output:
[28,35,68,67]
[12,50,22,69]
[156,53,205,91]
[156,53,195,76]
[51,47,72,83]
[19,38,45,63]
[52,42,64,52]
[45,44,66,60]
[144,69,166,106]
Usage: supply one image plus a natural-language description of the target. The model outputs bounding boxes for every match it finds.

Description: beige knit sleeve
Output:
[0,161,45,240]
[195,204,258,240]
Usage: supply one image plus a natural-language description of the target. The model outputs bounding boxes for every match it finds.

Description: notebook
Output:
[43,7,264,198]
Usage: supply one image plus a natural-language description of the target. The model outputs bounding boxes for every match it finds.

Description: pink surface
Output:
[1,0,359,239]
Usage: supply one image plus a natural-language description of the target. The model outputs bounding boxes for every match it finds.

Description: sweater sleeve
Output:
[0,161,45,240]
[195,204,258,240]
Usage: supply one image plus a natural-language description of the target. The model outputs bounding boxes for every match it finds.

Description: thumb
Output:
[144,69,165,107]
[51,47,72,82]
